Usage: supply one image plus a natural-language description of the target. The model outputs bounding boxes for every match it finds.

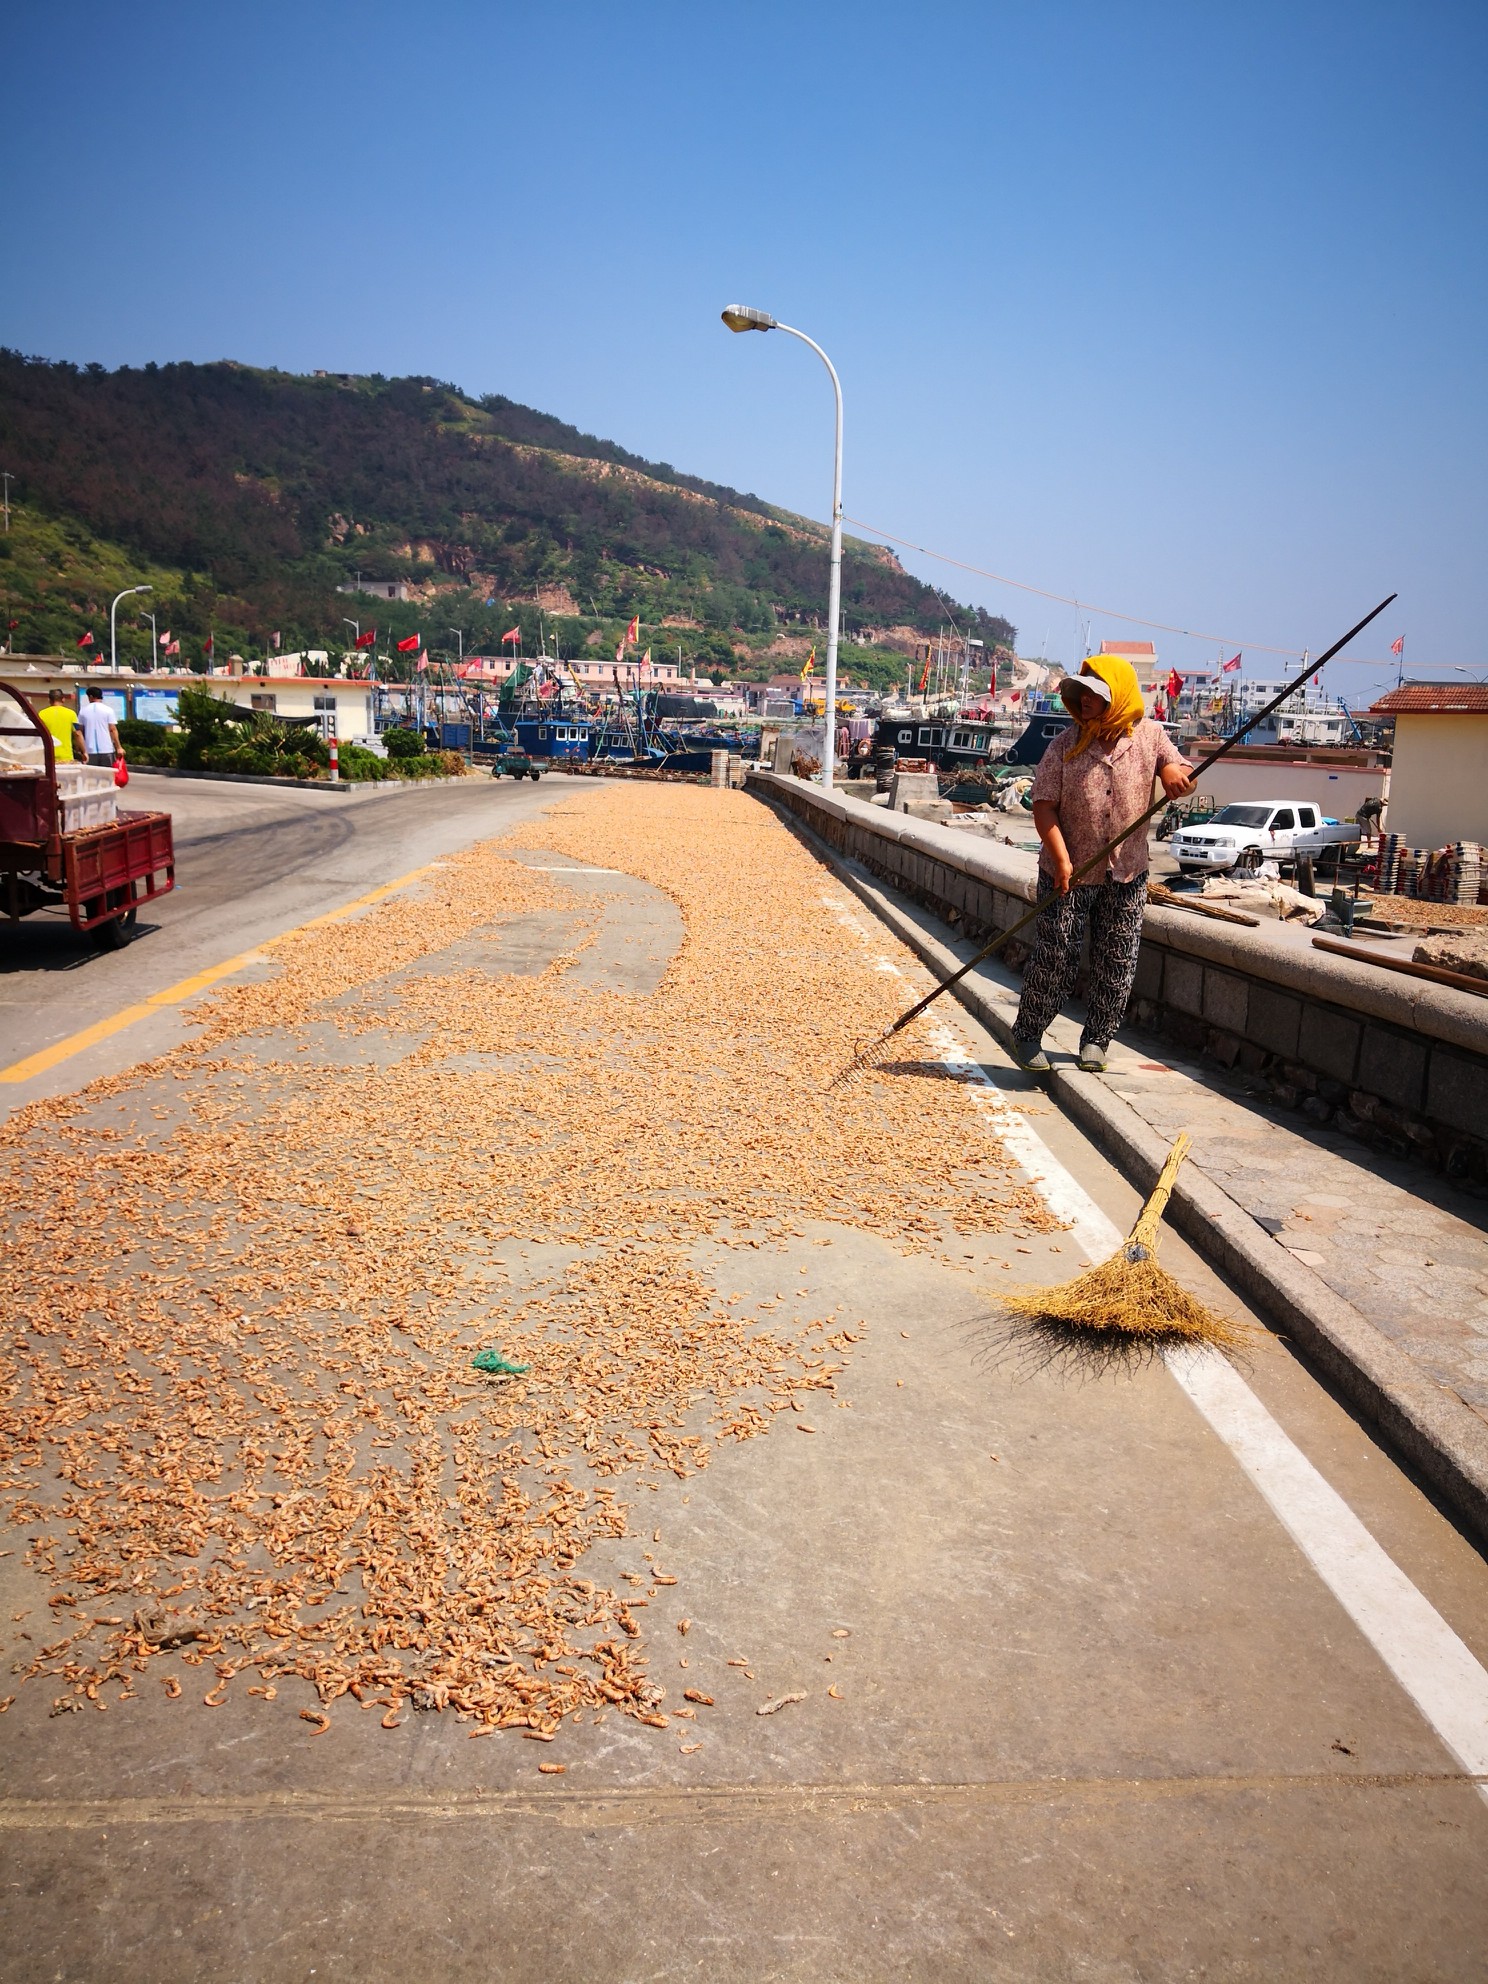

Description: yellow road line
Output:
[0,861,442,1086]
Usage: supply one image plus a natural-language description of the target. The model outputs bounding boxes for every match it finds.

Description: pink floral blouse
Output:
[1029,718,1186,884]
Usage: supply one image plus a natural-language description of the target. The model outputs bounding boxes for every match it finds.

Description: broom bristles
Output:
[997,1251,1248,1351]
[993,1129,1246,1352]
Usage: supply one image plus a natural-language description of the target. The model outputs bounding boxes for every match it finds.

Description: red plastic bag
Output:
[113,754,129,788]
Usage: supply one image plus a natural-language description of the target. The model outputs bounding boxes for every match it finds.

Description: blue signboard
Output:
[132,690,179,725]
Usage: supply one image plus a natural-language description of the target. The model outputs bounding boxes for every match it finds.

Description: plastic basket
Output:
[57,762,119,833]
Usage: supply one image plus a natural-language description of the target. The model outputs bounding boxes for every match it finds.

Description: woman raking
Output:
[1009,654,1194,1075]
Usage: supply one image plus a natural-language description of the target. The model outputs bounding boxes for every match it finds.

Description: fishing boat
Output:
[870,706,1071,788]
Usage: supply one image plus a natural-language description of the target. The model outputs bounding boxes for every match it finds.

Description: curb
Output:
[126,766,475,793]
[766,795,1488,1552]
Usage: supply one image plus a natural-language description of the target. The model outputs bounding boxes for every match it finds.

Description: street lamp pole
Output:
[141,610,157,674]
[110,585,151,674]
[721,305,843,789]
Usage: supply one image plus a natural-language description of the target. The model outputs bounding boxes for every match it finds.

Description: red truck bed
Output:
[0,682,176,938]
[59,808,176,929]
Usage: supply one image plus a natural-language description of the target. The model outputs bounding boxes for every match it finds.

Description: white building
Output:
[336,579,411,602]
[1368,682,1488,847]
[456,653,684,690]
[0,663,376,740]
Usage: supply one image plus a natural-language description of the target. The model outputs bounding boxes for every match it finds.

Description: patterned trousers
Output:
[1012,872,1148,1050]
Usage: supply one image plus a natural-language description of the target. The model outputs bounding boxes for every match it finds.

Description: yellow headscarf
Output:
[1064,654,1146,757]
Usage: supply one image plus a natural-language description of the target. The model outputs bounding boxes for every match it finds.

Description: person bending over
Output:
[1010,656,1194,1075]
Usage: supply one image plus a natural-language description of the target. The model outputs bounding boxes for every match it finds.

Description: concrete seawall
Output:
[749,772,1488,1187]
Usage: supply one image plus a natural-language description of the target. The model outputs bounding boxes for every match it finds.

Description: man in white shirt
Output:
[78,686,120,767]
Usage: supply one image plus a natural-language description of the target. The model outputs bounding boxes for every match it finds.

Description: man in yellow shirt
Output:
[38,688,83,764]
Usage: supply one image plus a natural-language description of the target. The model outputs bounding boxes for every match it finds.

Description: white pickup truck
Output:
[1171,800,1357,876]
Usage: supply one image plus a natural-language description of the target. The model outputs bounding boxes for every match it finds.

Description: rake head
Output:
[827,1024,902,1090]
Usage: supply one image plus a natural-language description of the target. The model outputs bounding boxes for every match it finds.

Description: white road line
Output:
[928,1019,1112,1262]
[1170,1347,1488,1799]
[862,925,1488,1806]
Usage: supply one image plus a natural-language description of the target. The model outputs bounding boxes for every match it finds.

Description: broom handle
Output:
[1127,1132,1192,1248]
[871,594,1396,1045]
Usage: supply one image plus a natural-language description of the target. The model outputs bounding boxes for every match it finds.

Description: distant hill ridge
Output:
[0,352,1014,681]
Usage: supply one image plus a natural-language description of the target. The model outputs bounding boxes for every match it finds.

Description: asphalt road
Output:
[2,775,1485,1981]
[0,768,562,1096]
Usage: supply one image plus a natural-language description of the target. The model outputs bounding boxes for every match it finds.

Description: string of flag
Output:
[842,515,1317,659]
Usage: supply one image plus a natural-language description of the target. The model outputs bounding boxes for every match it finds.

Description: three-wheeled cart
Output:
[0,683,175,948]
[491,745,541,781]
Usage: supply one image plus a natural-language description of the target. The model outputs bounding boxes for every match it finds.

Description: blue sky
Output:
[2,0,1483,698]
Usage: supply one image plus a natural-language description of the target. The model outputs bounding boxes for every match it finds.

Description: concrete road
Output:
[1,778,1486,1982]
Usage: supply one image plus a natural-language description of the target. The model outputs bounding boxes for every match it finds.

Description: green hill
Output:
[0,353,1014,689]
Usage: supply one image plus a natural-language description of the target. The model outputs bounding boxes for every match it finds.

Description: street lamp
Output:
[111,586,151,674]
[140,610,157,674]
[721,304,843,789]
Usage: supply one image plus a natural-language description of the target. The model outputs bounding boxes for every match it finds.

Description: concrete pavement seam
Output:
[766,798,1488,1553]
[2,1771,1483,1829]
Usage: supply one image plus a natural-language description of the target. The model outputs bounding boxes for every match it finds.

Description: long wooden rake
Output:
[829,593,1396,1088]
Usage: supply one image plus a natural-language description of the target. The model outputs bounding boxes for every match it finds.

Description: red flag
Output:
[415,649,428,673]
[6,619,17,630]
[624,615,640,645]
[204,634,214,656]
[166,640,180,657]
[916,653,931,695]
[1221,653,1241,674]
[396,633,420,653]
[501,627,521,645]
[1010,688,1020,702]
[1166,669,1183,700]
[355,629,376,649]
[77,631,95,648]
[1390,636,1404,657]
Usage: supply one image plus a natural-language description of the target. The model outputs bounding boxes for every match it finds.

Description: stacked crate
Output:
[1378,832,1402,893]
[1375,835,1483,904]
[1445,840,1484,905]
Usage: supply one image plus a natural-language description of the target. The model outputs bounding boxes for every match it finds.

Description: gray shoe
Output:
[1008,1037,1051,1075]
[1078,1040,1108,1072]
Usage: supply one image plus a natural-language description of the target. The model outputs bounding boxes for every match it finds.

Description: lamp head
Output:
[721,304,777,333]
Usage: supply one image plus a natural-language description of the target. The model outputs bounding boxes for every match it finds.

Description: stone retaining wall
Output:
[751,772,1488,1188]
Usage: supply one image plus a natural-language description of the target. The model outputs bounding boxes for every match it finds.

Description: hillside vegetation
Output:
[0,353,1013,688]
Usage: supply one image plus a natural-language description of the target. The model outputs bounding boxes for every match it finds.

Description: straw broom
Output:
[997,1134,1248,1349]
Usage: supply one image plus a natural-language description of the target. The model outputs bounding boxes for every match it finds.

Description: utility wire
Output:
[842,513,1310,658]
